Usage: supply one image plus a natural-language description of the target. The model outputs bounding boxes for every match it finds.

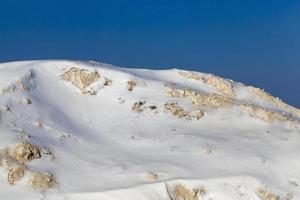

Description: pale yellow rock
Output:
[248,86,300,117]
[189,110,204,120]
[62,67,100,94]
[167,87,299,124]
[1,151,27,185]
[243,104,294,123]
[178,71,235,98]
[9,142,41,163]
[127,80,136,91]
[167,183,206,200]
[7,166,26,185]
[257,187,281,200]
[167,88,235,108]
[146,172,158,182]
[28,172,56,191]
[164,103,189,118]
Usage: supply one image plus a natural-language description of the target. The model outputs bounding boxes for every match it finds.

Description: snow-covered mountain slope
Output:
[0,60,299,200]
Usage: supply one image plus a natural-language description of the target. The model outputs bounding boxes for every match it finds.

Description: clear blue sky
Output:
[0,0,299,107]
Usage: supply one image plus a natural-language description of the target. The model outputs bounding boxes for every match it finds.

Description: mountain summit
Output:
[0,60,299,200]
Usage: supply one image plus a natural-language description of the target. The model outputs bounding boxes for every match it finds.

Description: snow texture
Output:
[0,60,299,200]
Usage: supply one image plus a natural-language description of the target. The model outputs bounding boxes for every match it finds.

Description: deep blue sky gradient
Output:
[0,0,299,107]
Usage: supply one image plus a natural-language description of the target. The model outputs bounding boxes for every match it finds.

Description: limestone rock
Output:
[28,172,56,191]
[7,166,26,185]
[127,80,136,91]
[178,71,235,98]
[257,187,280,200]
[9,142,41,163]
[62,67,100,94]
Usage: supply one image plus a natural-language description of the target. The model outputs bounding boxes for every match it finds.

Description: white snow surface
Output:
[0,60,299,200]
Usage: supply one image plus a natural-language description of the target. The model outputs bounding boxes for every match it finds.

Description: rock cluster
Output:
[132,101,158,113]
[164,103,204,120]
[0,71,34,94]
[167,88,235,108]
[167,87,298,124]
[0,142,56,191]
[132,101,204,120]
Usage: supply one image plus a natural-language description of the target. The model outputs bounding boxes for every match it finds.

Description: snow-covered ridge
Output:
[0,60,299,200]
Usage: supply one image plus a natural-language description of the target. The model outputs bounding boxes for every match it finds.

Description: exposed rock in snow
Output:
[164,103,204,120]
[242,104,296,123]
[166,87,236,108]
[166,183,206,200]
[132,101,147,112]
[7,164,26,185]
[28,172,56,191]
[178,71,235,98]
[61,67,100,94]
[104,78,113,86]
[8,142,41,163]
[257,187,281,200]
[146,172,158,182]
[166,87,299,124]
[127,80,136,91]
[248,86,300,118]
[164,103,190,118]
[0,71,35,94]
[132,101,158,113]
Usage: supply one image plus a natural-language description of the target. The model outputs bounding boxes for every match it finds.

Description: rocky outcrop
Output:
[7,164,26,185]
[257,187,280,200]
[167,87,299,124]
[132,101,158,113]
[28,172,56,191]
[166,183,206,200]
[8,142,41,163]
[167,88,236,108]
[61,67,100,94]
[178,71,235,98]
[243,104,295,123]
[164,103,189,118]
[132,100,204,120]
[127,80,136,91]
[0,71,34,94]
[248,86,300,118]
[164,103,204,120]
[1,144,56,190]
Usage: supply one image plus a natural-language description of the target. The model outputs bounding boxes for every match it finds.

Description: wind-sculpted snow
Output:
[0,60,299,200]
